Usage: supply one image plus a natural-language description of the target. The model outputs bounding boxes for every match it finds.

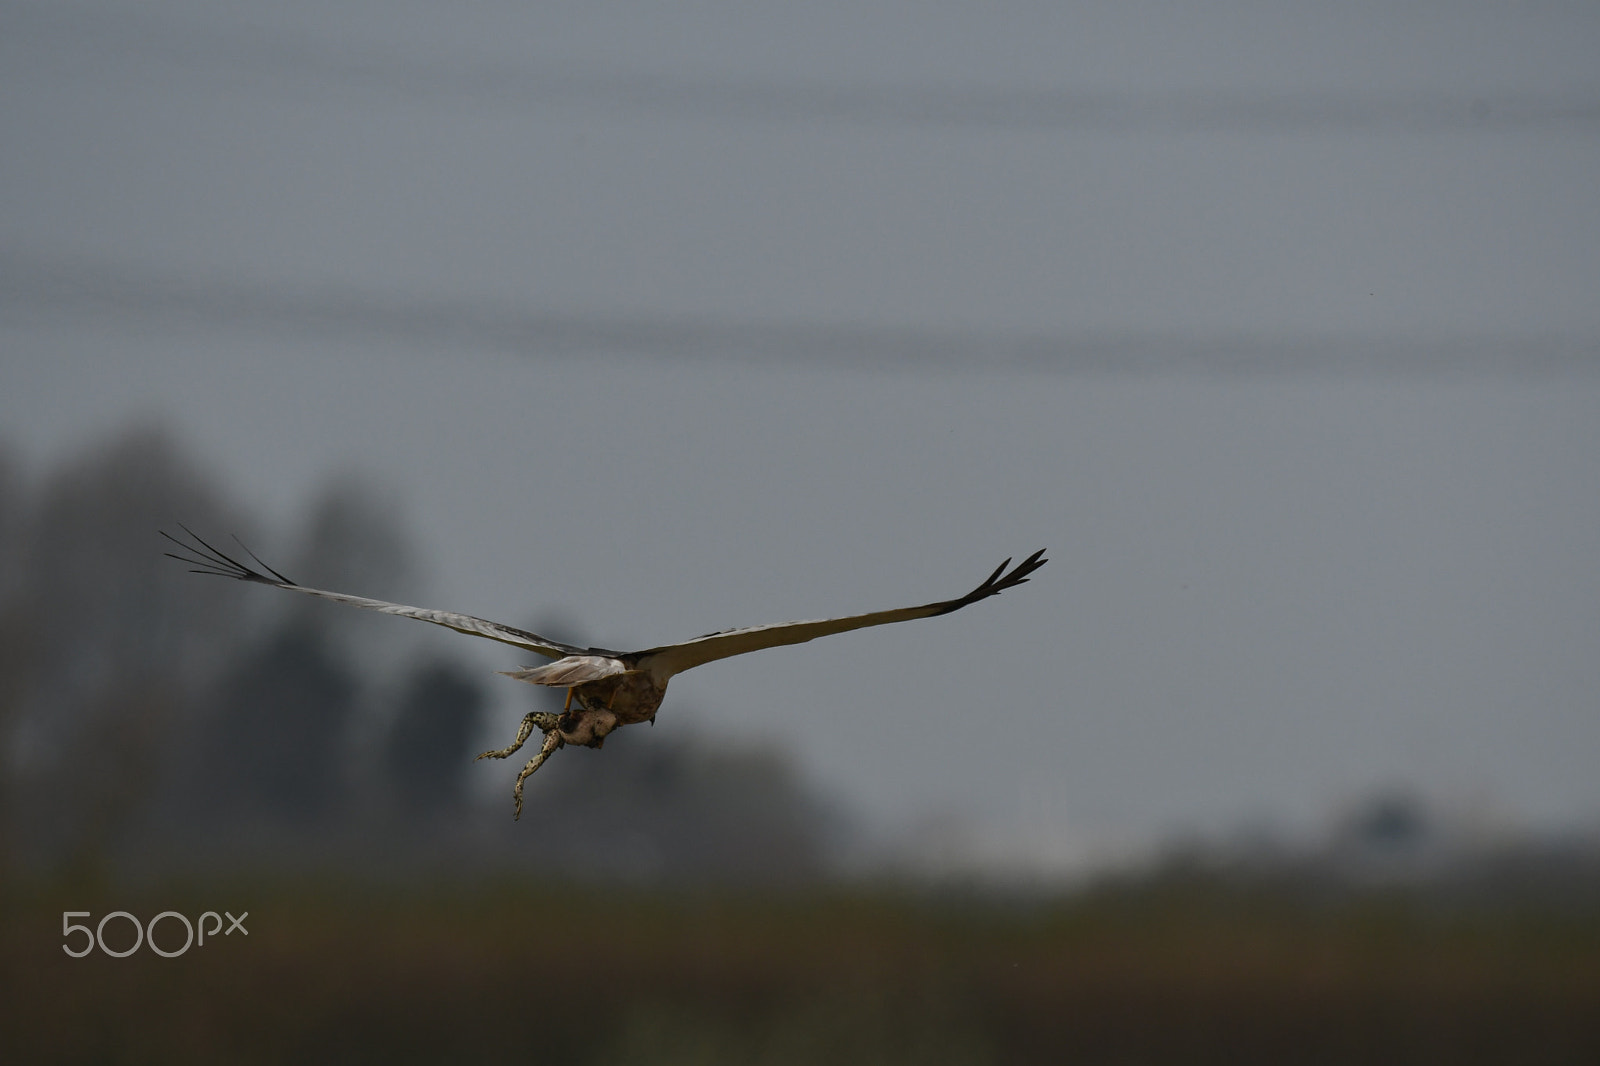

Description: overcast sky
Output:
[3,0,1598,872]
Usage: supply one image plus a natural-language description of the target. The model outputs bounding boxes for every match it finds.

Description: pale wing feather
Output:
[162,528,603,660]
[268,585,596,658]
[500,656,628,687]
[637,550,1047,680]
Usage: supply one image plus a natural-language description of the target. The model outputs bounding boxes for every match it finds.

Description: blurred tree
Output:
[286,475,413,657]
[0,440,22,605]
[525,729,841,885]
[0,440,24,874]
[0,428,850,881]
[384,660,485,816]
[196,625,358,827]
[12,425,246,738]
[2,425,248,871]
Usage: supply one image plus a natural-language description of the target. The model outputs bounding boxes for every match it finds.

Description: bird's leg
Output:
[513,728,564,820]
[475,710,563,762]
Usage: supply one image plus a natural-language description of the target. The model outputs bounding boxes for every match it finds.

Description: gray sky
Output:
[3,0,1598,871]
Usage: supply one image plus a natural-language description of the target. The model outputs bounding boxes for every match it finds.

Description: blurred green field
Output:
[4,873,1597,1065]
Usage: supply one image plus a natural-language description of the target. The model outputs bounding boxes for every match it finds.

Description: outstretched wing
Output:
[162,527,607,660]
[636,550,1047,680]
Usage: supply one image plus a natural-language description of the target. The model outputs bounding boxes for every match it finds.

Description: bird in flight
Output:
[164,528,1046,818]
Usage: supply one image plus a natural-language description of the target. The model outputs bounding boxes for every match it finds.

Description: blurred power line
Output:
[8,2,1600,135]
[4,247,1596,377]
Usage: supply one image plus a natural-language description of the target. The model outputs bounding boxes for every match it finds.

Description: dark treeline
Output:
[0,424,840,885]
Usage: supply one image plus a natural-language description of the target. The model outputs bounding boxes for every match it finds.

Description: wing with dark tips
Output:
[162,526,605,660]
[636,550,1047,679]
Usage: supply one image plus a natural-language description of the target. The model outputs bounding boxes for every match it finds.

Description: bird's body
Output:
[164,529,1046,817]
[509,665,664,747]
